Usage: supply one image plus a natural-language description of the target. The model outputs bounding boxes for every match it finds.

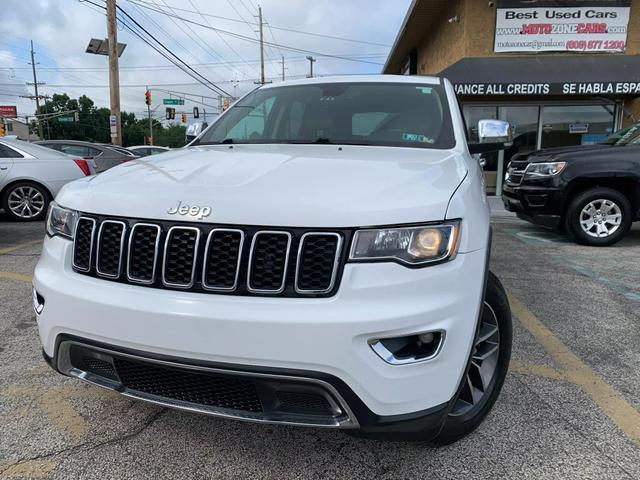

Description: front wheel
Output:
[1,181,50,221]
[431,272,512,446]
[566,187,632,246]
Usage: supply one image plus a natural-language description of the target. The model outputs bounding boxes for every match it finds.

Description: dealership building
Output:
[384,0,640,195]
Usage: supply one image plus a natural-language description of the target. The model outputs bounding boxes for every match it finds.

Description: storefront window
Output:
[464,103,617,196]
[540,105,615,148]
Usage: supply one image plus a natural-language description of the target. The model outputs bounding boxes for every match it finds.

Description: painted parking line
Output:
[0,271,33,283]
[0,239,42,256]
[509,359,566,381]
[509,293,640,445]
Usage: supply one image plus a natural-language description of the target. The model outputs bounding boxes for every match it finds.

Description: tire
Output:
[430,271,512,446]
[566,187,632,247]
[1,181,50,222]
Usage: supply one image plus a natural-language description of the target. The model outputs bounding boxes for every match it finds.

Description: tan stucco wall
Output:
[415,0,640,75]
[415,0,466,75]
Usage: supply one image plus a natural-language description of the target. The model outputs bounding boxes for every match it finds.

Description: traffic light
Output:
[181,112,187,123]
[0,121,4,137]
[193,106,199,119]
[145,89,152,106]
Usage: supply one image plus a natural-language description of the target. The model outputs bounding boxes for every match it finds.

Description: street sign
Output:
[0,106,17,117]
[193,106,199,119]
[163,98,184,105]
[109,114,117,134]
[57,116,74,123]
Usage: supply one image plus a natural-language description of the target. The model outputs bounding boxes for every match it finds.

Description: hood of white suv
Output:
[56,144,467,227]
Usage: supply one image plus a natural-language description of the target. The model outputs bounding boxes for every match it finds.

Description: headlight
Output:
[349,222,460,266]
[524,161,566,178]
[46,202,78,239]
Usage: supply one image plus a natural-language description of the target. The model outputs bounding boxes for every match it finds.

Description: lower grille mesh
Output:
[113,358,264,413]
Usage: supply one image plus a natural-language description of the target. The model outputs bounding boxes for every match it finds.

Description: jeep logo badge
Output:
[167,201,212,220]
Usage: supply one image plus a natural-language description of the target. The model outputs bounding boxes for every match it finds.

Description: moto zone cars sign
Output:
[494,0,630,53]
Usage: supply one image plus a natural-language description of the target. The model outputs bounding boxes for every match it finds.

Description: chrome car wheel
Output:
[449,301,500,416]
[579,199,622,238]
[7,186,46,219]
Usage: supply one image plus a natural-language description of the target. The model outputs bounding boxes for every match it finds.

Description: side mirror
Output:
[469,119,512,154]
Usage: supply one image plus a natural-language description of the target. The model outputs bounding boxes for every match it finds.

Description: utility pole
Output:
[146,86,153,146]
[29,40,44,140]
[281,55,285,81]
[306,56,316,78]
[258,6,265,85]
[106,0,122,146]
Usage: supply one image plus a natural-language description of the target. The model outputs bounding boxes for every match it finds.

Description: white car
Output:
[127,145,170,157]
[0,138,92,221]
[34,75,512,444]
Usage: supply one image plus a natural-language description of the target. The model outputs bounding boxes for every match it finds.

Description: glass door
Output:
[541,105,615,148]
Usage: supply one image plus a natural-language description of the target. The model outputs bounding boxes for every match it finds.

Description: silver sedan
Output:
[0,138,92,221]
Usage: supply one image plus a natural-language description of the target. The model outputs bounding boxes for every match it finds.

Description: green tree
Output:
[33,92,190,147]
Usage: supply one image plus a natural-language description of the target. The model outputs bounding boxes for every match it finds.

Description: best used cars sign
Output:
[494,0,631,53]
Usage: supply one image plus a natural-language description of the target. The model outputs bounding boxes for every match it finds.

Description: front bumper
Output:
[34,235,487,427]
[502,184,563,229]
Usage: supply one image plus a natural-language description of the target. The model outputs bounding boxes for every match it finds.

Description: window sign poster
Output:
[494,0,631,53]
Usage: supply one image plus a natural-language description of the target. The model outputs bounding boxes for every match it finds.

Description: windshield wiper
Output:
[198,138,234,145]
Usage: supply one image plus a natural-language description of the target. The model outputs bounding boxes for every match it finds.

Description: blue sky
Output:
[0,0,410,121]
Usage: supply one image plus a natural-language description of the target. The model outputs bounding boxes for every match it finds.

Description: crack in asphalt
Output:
[0,407,167,476]
[511,375,636,480]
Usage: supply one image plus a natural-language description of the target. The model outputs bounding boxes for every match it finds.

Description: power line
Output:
[127,0,392,47]
[0,54,386,73]
[116,3,232,96]
[186,0,259,76]
[118,4,385,66]
[34,73,312,89]
[81,0,232,97]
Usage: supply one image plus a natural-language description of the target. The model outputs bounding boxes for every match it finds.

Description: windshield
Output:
[600,123,640,146]
[196,82,455,149]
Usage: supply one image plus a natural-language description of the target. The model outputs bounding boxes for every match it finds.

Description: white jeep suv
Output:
[35,75,512,444]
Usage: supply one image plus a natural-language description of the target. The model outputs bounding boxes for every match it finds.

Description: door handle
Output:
[0,167,8,170]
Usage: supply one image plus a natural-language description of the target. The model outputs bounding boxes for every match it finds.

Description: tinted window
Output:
[88,147,102,157]
[109,146,135,156]
[601,123,640,146]
[197,82,455,149]
[60,145,89,157]
[0,144,24,158]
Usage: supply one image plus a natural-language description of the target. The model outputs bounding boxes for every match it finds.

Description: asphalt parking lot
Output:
[0,213,639,479]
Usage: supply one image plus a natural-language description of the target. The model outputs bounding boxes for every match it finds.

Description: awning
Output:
[440,55,640,96]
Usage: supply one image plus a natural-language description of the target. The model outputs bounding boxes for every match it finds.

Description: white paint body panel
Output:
[35,236,486,416]
[34,76,492,417]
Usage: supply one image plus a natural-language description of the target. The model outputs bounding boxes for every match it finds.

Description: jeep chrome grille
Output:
[71,215,348,298]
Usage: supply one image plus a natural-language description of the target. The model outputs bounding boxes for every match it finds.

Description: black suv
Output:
[503,123,640,246]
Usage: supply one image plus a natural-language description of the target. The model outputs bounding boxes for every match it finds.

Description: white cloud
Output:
[0,0,410,120]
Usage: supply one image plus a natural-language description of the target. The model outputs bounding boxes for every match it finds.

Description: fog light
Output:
[370,330,444,365]
[32,287,45,315]
[418,332,434,344]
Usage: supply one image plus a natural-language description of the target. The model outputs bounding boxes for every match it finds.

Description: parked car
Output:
[503,122,640,246]
[0,138,93,221]
[127,145,170,157]
[36,140,137,173]
[34,76,512,444]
